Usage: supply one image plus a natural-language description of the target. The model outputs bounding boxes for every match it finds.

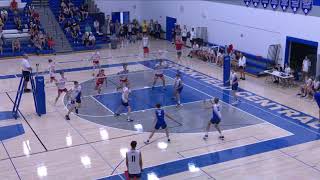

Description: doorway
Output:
[112,11,130,24]
[285,36,318,77]
[166,16,176,41]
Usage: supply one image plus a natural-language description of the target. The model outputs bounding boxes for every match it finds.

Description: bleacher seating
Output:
[0,1,54,58]
[49,0,110,51]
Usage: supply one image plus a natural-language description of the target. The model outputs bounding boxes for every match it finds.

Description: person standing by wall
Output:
[238,53,246,80]
[302,56,311,81]
[181,25,188,46]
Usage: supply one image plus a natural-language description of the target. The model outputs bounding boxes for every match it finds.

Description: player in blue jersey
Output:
[230,70,240,105]
[144,104,170,144]
[173,73,183,107]
[314,89,320,123]
[65,81,82,120]
[203,97,224,140]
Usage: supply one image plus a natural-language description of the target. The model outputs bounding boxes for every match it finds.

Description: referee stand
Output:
[12,64,46,119]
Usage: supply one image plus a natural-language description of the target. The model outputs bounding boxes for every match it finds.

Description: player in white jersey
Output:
[126,141,143,180]
[48,59,56,83]
[54,72,68,105]
[65,81,82,120]
[117,63,130,90]
[203,97,224,140]
[173,73,183,107]
[114,85,133,122]
[142,33,149,58]
[90,51,101,76]
[152,59,167,90]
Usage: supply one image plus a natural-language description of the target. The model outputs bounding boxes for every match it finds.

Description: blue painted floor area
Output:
[0,124,24,141]
[0,111,18,121]
[99,60,320,180]
[93,85,210,113]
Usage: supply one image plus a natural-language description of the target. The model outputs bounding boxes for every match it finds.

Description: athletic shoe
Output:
[144,140,150,144]
[167,139,171,143]
[24,89,31,93]
[114,113,120,117]
[203,135,208,140]
[219,136,225,140]
[65,115,70,120]
[127,118,133,122]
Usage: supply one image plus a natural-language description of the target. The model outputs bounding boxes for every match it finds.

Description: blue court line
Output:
[0,124,24,141]
[99,60,320,180]
[0,111,19,121]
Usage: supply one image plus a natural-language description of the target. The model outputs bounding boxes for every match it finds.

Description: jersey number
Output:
[131,155,136,162]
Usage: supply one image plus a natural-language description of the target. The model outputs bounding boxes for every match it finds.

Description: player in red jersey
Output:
[95,69,107,94]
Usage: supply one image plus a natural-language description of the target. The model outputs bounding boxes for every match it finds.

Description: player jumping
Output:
[65,81,82,120]
[173,73,183,107]
[203,97,224,140]
[95,69,107,94]
[114,84,133,122]
[144,103,170,144]
[152,59,168,90]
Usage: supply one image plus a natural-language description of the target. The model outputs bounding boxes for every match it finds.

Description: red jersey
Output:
[96,73,106,84]
[175,41,183,50]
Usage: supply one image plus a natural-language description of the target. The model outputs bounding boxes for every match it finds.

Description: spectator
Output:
[1,9,8,22]
[311,76,320,96]
[82,32,89,46]
[94,19,100,34]
[64,20,71,32]
[59,12,65,23]
[302,56,311,81]
[126,141,142,180]
[181,25,188,45]
[47,36,55,49]
[12,38,21,53]
[238,53,246,80]
[38,31,46,48]
[0,18,3,31]
[88,32,96,47]
[297,76,313,98]
[10,0,18,12]
[190,28,196,46]
[21,54,32,93]
[142,20,148,34]
[154,21,161,39]
[72,30,79,44]
[85,22,92,33]
[0,35,3,55]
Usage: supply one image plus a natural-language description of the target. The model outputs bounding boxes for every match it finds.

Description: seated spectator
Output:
[284,63,292,75]
[72,30,80,44]
[47,36,55,49]
[273,64,283,83]
[94,19,100,34]
[0,35,3,55]
[188,43,199,58]
[297,76,313,98]
[59,12,65,23]
[38,31,46,47]
[82,32,89,46]
[311,76,320,97]
[80,4,89,20]
[12,38,21,53]
[1,9,8,22]
[85,23,92,33]
[64,20,71,32]
[0,18,3,31]
[88,32,96,46]
[10,0,18,12]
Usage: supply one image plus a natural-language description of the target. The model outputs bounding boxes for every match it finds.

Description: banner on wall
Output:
[270,0,279,9]
[291,0,300,13]
[280,0,289,11]
[252,0,260,7]
[244,0,251,6]
[301,0,312,14]
[261,0,270,8]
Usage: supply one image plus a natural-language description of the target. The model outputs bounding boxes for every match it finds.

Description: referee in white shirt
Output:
[21,54,32,93]
[238,53,246,80]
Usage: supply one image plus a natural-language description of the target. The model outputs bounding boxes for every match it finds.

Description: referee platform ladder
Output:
[12,70,46,119]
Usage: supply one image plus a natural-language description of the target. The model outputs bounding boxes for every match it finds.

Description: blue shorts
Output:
[232,83,238,91]
[76,92,81,103]
[210,118,221,124]
[176,87,183,94]
[122,100,129,107]
[155,122,167,130]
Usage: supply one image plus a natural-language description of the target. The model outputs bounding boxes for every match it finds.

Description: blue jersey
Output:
[155,109,165,124]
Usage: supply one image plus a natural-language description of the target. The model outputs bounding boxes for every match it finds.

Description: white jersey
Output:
[126,150,141,175]
[91,53,100,63]
[174,77,183,89]
[48,62,56,77]
[154,62,167,75]
[121,87,130,103]
[142,37,149,47]
[118,69,129,81]
[70,85,82,101]
[56,78,67,90]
